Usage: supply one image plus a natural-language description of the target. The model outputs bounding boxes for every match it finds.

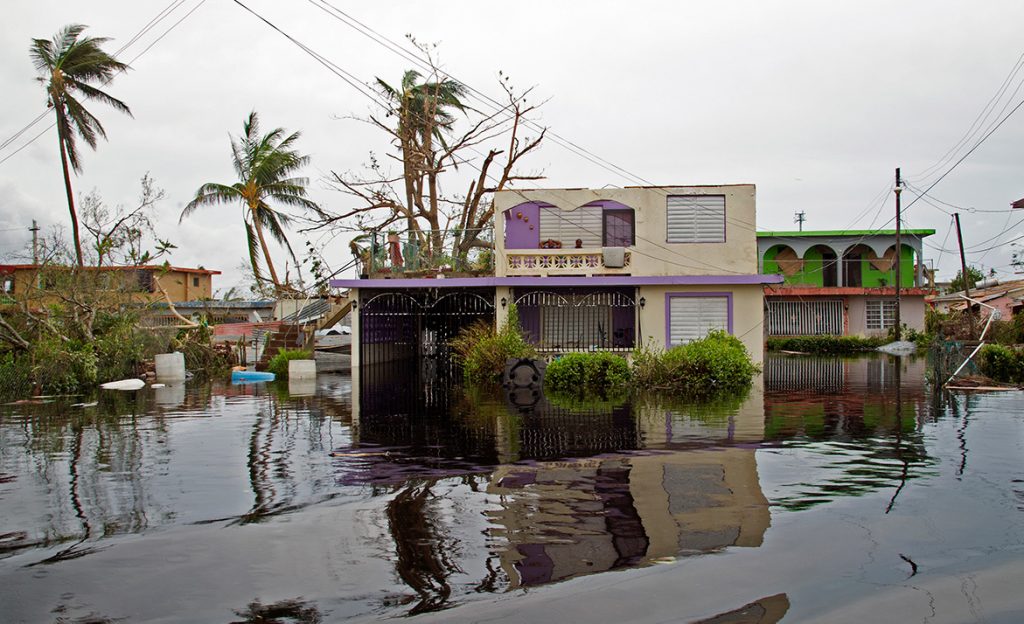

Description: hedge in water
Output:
[544,352,631,395]
[767,335,887,354]
[632,330,759,398]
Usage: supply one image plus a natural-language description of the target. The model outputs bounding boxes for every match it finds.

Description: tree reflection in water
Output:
[230,598,322,624]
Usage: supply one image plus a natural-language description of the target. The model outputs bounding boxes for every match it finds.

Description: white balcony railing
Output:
[505,249,632,276]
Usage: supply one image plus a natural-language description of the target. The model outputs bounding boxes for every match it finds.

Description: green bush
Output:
[766,335,887,354]
[30,336,98,395]
[266,348,313,378]
[93,311,145,382]
[632,330,759,399]
[545,352,631,395]
[978,344,1024,383]
[450,304,536,384]
[0,352,32,397]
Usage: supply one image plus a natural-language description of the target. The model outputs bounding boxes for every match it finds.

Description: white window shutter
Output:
[667,195,726,243]
[669,296,729,345]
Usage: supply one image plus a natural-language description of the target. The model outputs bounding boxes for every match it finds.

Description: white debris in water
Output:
[877,341,917,356]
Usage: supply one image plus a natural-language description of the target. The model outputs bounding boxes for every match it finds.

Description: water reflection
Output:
[0,354,976,621]
[762,354,936,511]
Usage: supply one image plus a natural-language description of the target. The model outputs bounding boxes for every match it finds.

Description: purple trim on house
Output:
[504,201,547,249]
[664,291,734,349]
[331,274,783,289]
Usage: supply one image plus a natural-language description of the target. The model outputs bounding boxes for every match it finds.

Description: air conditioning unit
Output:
[602,247,625,268]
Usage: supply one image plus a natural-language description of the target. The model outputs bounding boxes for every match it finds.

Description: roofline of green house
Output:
[757,229,935,237]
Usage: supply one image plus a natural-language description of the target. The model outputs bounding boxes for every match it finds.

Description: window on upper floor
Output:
[666,195,725,243]
[602,209,635,247]
[193,276,200,288]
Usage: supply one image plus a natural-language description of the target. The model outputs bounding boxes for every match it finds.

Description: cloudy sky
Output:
[2,0,1024,292]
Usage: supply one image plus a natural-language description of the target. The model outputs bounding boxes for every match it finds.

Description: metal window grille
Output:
[766,300,844,336]
[866,299,897,330]
[514,289,637,353]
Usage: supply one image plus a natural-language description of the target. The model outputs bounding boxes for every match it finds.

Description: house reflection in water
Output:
[346,375,771,601]
[486,383,769,588]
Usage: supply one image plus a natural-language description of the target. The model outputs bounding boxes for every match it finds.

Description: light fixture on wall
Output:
[351,300,358,310]
[500,297,508,308]
[639,297,646,309]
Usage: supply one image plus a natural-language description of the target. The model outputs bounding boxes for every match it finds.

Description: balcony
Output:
[504,248,633,276]
[355,227,495,278]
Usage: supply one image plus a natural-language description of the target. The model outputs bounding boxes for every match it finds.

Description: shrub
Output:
[766,335,887,354]
[267,348,314,378]
[450,304,536,384]
[30,336,98,395]
[93,311,145,382]
[0,352,32,397]
[545,352,631,395]
[978,344,1024,383]
[632,330,759,398]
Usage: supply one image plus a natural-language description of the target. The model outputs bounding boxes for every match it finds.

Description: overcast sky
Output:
[3,0,1024,292]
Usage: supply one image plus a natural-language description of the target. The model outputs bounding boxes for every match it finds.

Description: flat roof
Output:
[0,264,221,275]
[331,274,782,289]
[757,229,935,238]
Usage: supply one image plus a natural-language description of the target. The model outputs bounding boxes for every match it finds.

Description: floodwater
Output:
[1,355,1023,623]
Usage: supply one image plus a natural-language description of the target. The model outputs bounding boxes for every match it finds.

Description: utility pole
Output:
[29,220,39,265]
[894,168,902,341]
[953,212,976,336]
[794,210,806,232]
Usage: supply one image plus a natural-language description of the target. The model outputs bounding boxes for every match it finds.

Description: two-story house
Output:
[757,229,935,337]
[331,185,783,391]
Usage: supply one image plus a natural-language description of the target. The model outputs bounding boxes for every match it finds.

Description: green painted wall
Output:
[763,246,823,286]
[763,245,915,288]
[859,245,915,288]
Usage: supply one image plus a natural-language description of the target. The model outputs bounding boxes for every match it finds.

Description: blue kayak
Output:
[231,370,275,384]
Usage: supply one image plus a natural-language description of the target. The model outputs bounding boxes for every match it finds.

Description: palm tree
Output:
[181,112,321,294]
[30,24,131,266]
[376,71,468,238]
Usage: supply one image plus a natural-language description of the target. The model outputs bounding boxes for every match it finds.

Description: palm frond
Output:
[244,221,266,285]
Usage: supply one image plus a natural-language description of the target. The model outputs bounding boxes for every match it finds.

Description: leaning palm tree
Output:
[30,24,131,266]
[181,112,321,294]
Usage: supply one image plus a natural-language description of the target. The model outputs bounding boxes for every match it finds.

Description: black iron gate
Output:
[359,289,495,410]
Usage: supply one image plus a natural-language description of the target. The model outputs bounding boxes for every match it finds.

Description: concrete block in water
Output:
[155,352,186,381]
[289,359,317,380]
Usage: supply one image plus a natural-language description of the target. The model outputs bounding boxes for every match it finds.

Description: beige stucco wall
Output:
[496,283,765,363]
[637,284,766,364]
[847,295,926,337]
[5,267,214,303]
[494,185,758,277]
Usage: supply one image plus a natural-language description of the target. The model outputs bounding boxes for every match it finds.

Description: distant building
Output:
[0,264,220,305]
[928,278,1024,319]
[757,229,935,336]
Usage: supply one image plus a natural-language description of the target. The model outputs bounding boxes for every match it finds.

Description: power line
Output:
[0,0,208,168]
[904,95,1024,213]
[912,48,1024,184]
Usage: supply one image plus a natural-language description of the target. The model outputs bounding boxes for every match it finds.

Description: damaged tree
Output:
[314,57,546,272]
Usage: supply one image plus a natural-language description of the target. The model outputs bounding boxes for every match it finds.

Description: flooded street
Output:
[2,355,1023,623]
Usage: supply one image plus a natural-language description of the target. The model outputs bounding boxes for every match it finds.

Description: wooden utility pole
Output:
[794,210,806,231]
[894,168,902,340]
[953,212,976,336]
